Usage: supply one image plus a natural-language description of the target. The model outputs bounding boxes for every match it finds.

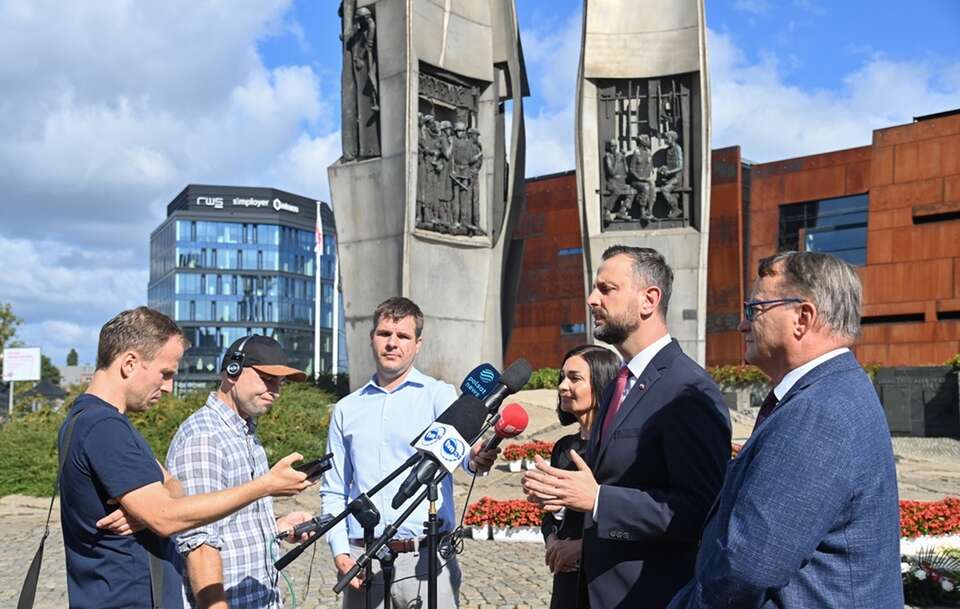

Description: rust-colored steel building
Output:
[504,171,588,370]
[506,110,960,369]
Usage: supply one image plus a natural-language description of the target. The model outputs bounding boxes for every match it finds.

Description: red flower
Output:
[464,497,545,527]
[899,497,960,538]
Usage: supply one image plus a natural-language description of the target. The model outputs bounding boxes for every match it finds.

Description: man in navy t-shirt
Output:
[58,307,314,609]
[60,393,185,608]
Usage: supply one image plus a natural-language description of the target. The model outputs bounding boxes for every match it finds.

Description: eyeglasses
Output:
[742,298,804,322]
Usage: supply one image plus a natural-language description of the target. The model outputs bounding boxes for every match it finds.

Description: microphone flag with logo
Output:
[460,363,501,400]
[391,393,487,509]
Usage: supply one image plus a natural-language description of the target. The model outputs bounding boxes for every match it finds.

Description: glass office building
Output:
[148,185,346,389]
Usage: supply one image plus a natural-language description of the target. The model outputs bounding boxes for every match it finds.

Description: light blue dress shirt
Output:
[320,367,462,558]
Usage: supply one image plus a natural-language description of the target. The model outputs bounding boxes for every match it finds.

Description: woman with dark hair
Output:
[541,344,620,609]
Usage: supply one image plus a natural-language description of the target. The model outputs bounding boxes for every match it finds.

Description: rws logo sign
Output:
[192,195,301,214]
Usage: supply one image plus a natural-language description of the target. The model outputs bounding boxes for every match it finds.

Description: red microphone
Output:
[481,403,529,452]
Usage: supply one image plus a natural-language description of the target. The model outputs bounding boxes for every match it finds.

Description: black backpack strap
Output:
[17,406,85,609]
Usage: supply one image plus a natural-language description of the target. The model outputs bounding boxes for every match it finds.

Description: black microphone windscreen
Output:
[500,359,533,393]
[435,394,487,441]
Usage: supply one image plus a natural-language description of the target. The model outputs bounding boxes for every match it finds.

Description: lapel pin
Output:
[637,383,645,391]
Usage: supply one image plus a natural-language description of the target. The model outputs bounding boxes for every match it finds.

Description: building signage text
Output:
[192,196,300,214]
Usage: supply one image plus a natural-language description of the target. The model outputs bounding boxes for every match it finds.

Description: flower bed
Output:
[502,443,526,462]
[900,498,960,606]
[502,441,554,471]
[464,496,544,542]
[901,497,960,538]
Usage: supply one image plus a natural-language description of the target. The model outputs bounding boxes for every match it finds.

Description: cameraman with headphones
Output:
[166,335,316,609]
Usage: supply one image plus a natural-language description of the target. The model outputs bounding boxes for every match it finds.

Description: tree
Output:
[66,348,79,366]
[41,355,61,385]
[0,302,23,378]
[0,302,22,352]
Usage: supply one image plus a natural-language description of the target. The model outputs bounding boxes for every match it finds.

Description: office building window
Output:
[558,247,582,257]
[561,323,586,335]
[778,194,868,266]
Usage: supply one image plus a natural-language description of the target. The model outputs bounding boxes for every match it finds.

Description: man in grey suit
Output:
[523,245,731,609]
[668,251,903,609]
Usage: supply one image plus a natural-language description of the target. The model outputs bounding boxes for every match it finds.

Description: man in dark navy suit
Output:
[668,251,903,609]
[523,245,731,609]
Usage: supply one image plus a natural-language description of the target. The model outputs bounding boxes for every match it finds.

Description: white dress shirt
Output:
[592,333,673,520]
[772,348,850,401]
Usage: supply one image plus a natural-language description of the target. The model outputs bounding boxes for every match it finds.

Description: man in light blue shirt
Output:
[321,297,495,609]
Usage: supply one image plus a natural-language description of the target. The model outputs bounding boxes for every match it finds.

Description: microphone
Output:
[482,403,528,452]
[277,513,336,541]
[391,394,488,509]
[479,359,532,414]
[460,363,501,400]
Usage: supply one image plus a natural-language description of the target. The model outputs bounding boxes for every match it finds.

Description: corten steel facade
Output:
[504,171,588,371]
[507,110,960,369]
[746,110,960,367]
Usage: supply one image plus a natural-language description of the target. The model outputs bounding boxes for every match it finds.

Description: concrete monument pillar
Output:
[329,0,528,388]
[575,0,711,363]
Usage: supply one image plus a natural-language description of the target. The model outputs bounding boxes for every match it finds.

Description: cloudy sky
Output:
[1,0,958,366]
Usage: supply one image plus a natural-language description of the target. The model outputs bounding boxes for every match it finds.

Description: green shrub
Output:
[946,353,960,370]
[708,364,770,389]
[0,382,334,497]
[523,367,561,390]
[862,361,882,380]
[0,407,65,496]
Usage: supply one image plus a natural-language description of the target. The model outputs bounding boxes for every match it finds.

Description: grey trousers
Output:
[342,542,462,609]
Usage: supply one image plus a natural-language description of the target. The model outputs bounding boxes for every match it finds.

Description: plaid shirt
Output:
[167,393,281,609]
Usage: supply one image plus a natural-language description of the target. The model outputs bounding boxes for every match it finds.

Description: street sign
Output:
[2,347,41,382]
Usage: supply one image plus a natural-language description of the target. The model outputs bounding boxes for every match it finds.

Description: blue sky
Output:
[0,0,958,366]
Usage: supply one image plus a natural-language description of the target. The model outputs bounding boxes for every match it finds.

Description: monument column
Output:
[575,0,711,363]
[329,0,528,387]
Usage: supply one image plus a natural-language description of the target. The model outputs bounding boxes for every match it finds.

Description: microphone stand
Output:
[274,453,420,571]
[333,416,498,609]
[425,477,440,609]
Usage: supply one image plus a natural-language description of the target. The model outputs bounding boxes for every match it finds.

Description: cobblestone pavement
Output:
[0,499,551,609]
[2,390,958,608]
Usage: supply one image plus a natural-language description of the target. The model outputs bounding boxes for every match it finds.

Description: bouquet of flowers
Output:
[902,548,960,606]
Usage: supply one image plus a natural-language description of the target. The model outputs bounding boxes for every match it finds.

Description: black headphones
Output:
[225,337,251,378]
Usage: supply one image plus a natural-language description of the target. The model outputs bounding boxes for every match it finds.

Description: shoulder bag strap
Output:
[17,406,85,609]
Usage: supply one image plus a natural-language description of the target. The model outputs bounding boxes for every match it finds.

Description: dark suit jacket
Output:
[667,351,903,609]
[580,339,731,609]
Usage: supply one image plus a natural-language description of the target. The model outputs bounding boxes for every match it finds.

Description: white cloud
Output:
[0,237,147,364]
[268,131,342,205]
[0,1,339,365]
[708,29,960,162]
[733,0,771,16]
[18,321,102,367]
[519,10,960,175]
[520,9,581,177]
